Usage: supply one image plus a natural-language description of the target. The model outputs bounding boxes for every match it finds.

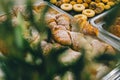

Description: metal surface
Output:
[38,1,73,18]
[90,6,120,80]
[102,65,120,80]
[90,7,120,52]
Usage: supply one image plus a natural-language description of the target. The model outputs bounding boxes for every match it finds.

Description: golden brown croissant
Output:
[46,13,116,56]
[73,17,99,36]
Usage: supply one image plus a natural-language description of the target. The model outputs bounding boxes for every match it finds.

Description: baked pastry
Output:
[74,14,88,20]
[82,9,95,17]
[60,3,72,11]
[73,4,85,12]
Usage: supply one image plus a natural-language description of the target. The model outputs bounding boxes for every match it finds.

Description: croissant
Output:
[46,13,116,56]
[46,13,117,80]
[74,17,98,36]
[10,5,118,80]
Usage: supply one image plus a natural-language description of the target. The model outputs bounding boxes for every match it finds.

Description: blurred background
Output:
[0,0,120,80]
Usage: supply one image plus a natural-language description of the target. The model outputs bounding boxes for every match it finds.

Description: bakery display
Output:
[0,1,119,80]
[49,0,120,19]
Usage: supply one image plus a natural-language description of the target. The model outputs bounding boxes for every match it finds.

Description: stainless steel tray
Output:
[90,7,120,80]
[1,1,120,80]
[34,1,73,18]
[90,7,120,52]
[102,64,120,80]
[0,1,73,18]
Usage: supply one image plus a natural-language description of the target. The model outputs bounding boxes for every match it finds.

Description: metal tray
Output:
[34,1,73,18]
[34,3,120,80]
[0,1,73,18]
[90,7,120,79]
[1,1,120,80]
[90,7,120,52]
[102,64,120,80]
